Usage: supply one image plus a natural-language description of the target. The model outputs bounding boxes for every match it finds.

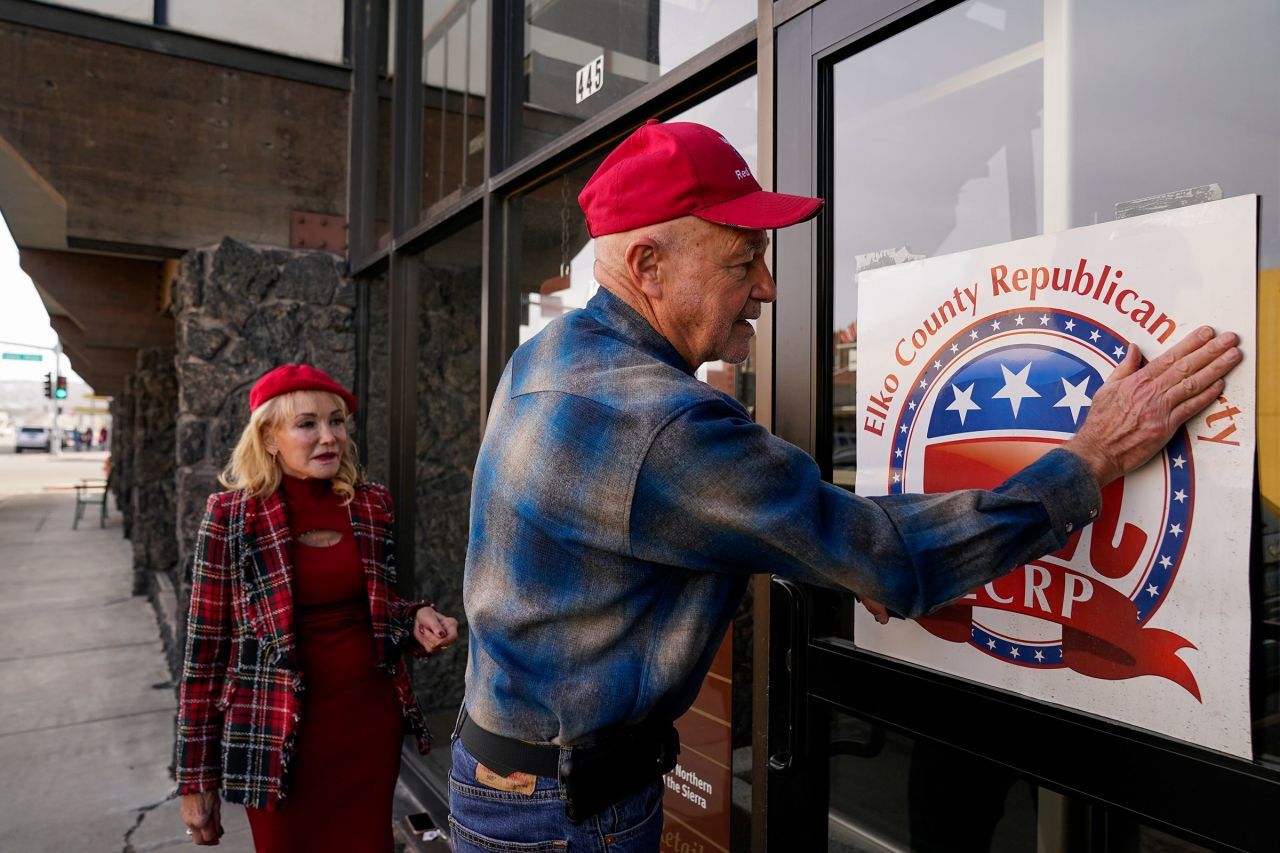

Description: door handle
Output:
[768,576,806,774]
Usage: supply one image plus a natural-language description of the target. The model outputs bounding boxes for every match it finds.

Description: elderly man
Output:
[449,119,1240,851]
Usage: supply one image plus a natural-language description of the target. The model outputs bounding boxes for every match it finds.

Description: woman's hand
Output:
[413,605,459,654]
[180,791,223,845]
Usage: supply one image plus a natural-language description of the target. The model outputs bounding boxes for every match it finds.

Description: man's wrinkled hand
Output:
[1064,326,1240,487]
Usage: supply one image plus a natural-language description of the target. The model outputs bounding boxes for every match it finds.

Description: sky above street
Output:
[0,211,80,384]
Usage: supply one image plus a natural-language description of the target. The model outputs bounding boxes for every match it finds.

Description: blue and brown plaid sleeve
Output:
[630,399,1100,618]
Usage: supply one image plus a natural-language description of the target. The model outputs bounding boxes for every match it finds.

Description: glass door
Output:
[769,1,1280,850]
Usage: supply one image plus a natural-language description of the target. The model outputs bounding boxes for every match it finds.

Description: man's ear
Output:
[624,237,664,300]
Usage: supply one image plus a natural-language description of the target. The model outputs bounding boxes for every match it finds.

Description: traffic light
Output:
[42,372,52,399]
[54,375,67,399]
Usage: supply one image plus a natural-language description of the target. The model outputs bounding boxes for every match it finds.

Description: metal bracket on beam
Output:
[290,210,349,253]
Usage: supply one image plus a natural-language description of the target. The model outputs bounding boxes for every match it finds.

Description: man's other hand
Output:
[1064,326,1241,487]
[859,595,891,625]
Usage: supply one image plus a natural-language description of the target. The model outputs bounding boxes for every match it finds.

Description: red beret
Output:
[249,364,357,415]
[578,119,824,238]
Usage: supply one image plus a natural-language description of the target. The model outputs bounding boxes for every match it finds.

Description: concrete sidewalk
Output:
[0,490,253,852]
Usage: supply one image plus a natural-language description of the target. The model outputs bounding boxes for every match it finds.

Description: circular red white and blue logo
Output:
[884,308,1198,693]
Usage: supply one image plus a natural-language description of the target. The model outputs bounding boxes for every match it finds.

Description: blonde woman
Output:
[174,364,458,851]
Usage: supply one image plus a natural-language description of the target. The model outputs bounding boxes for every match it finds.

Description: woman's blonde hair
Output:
[219,390,363,504]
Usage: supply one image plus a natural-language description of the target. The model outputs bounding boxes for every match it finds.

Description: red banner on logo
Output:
[918,562,1201,700]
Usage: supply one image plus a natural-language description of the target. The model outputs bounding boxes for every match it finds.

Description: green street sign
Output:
[2,352,43,361]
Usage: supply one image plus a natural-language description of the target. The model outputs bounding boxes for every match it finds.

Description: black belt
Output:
[458,710,560,778]
[458,709,680,823]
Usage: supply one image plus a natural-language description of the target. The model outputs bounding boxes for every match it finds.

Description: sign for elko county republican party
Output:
[854,195,1257,759]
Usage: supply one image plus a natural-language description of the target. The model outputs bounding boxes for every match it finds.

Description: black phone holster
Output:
[559,722,680,823]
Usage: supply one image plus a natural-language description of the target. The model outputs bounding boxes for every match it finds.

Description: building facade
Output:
[2,1,1275,850]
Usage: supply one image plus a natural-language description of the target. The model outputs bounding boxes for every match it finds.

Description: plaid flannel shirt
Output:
[174,481,430,810]
[463,287,1100,746]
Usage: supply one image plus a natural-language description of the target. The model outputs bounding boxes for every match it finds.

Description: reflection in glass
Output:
[167,0,346,64]
[827,711,1215,853]
[516,0,755,161]
[827,0,1277,768]
[827,710,1037,853]
[413,222,482,716]
[422,0,487,218]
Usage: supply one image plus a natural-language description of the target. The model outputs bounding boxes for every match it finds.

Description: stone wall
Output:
[409,260,481,712]
[362,270,391,486]
[128,347,178,596]
[109,383,135,538]
[170,238,355,655]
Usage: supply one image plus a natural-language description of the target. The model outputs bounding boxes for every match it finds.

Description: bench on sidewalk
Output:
[73,479,109,529]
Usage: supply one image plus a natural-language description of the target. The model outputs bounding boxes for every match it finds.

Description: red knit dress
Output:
[245,475,404,852]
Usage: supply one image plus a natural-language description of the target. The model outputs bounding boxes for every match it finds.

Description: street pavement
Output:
[0,455,253,852]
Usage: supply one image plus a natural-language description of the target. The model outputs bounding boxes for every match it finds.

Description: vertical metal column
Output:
[349,0,383,450]
[388,0,425,597]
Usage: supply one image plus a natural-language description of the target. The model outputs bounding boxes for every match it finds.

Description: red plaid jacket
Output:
[173,481,431,810]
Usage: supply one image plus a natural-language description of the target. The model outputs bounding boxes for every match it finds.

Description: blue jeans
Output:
[448,734,665,852]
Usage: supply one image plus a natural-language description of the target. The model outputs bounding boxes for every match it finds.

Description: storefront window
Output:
[511,75,759,405]
[514,0,755,162]
[421,0,486,218]
[825,0,1278,773]
[412,221,482,731]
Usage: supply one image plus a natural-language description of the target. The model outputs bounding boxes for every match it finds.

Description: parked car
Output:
[15,426,51,453]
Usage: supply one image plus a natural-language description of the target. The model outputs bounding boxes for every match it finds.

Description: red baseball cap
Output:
[577,119,824,238]
[249,364,357,414]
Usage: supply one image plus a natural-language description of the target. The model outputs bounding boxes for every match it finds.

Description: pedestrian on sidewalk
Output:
[450,119,1243,851]
[174,364,459,850]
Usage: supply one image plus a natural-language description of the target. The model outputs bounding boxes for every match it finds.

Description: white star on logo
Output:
[1169,523,1183,537]
[1171,455,1186,469]
[1009,647,1020,658]
[1173,489,1187,503]
[894,448,902,458]
[1064,319,1076,331]
[900,424,908,434]
[908,400,917,410]
[1053,376,1092,424]
[950,344,959,353]
[1039,315,1050,326]
[1146,584,1159,597]
[1014,315,1025,326]
[1159,555,1172,569]
[947,382,982,425]
[1089,329,1101,342]
[987,638,997,650]
[933,360,942,370]
[992,363,1041,418]
[892,473,900,483]
[991,319,1002,331]
[1113,345,1126,359]
[1034,650,1045,662]
[969,330,979,340]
